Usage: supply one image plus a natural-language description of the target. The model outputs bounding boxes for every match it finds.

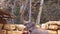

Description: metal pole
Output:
[29,0,32,22]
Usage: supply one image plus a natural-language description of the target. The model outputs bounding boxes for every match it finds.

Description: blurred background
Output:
[0,0,60,24]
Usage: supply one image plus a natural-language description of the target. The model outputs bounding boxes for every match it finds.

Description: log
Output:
[41,24,48,30]
[48,25,58,30]
[7,31,23,34]
[15,24,26,31]
[58,30,60,34]
[23,31,28,34]
[4,24,15,30]
[0,30,6,34]
[46,21,57,25]
[36,25,41,29]
[0,24,3,29]
[58,25,60,29]
[46,21,60,25]
[47,30,57,34]
[56,21,60,25]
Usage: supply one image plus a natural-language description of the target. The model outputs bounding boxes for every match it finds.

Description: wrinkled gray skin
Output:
[24,22,49,34]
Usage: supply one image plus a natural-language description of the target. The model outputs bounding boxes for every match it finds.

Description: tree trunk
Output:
[36,0,44,24]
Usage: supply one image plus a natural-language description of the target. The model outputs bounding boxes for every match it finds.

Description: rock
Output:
[46,21,57,25]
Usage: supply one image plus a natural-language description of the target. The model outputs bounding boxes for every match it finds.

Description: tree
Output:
[36,0,44,24]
